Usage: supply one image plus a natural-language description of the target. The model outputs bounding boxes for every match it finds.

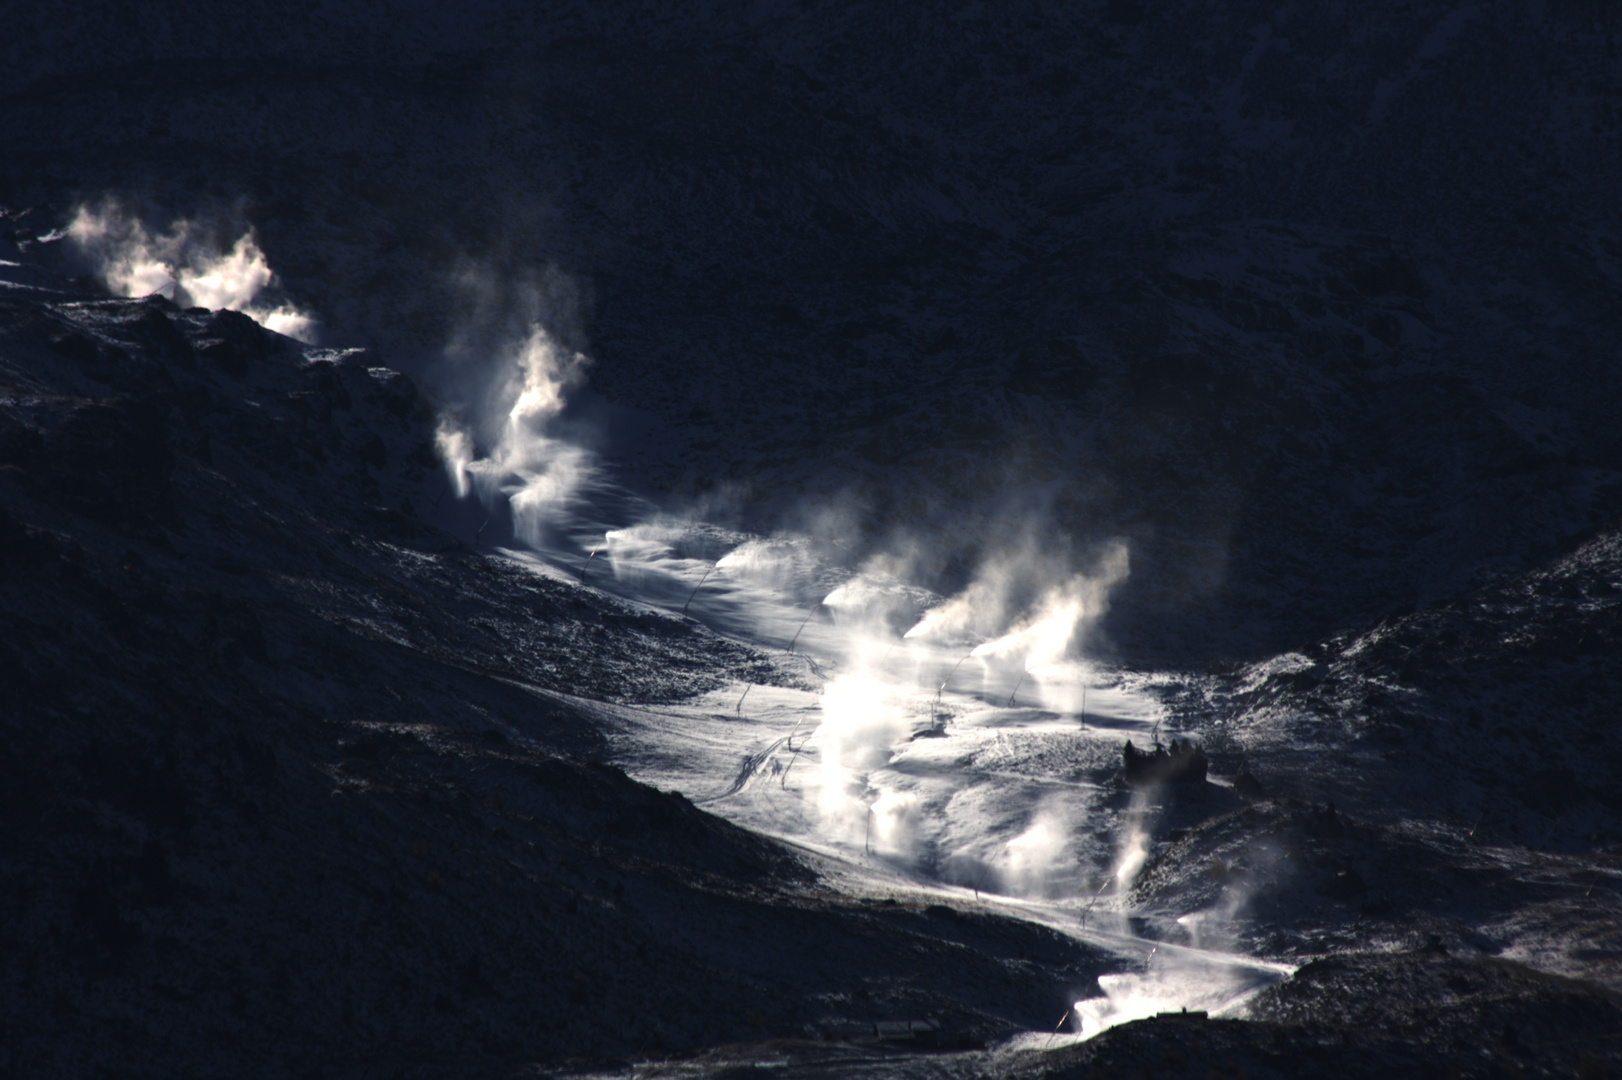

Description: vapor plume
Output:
[64,203,319,341]
[433,263,596,546]
[904,538,1129,717]
[815,672,916,852]
[1073,954,1281,1039]
[907,539,1129,656]
[998,802,1080,899]
[1113,792,1152,893]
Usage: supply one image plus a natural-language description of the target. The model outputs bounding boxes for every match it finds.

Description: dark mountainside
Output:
[2,2,1621,1078]
[0,276,1109,1074]
[4,0,1620,664]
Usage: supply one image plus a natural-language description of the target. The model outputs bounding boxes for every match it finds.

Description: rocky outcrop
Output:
[1122,738,1209,786]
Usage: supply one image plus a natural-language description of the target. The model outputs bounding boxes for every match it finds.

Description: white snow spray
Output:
[998,802,1081,899]
[1063,767,1287,1041]
[1113,791,1153,897]
[1071,953,1284,1039]
[1061,804,1288,1043]
[905,541,1128,706]
[799,538,1131,877]
[965,543,1129,716]
[63,203,319,342]
[815,669,916,854]
[433,264,596,547]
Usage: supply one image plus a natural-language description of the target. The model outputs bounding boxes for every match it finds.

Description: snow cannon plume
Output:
[968,541,1129,669]
[63,202,319,342]
[906,540,1128,653]
[436,317,594,547]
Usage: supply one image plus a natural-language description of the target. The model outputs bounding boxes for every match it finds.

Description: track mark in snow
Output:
[695,733,798,804]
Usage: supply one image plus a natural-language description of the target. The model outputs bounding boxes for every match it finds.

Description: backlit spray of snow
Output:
[436,323,593,547]
[811,541,1131,871]
[426,269,1289,1044]
[64,204,319,342]
[432,261,599,548]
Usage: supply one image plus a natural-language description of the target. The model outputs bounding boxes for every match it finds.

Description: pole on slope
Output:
[785,605,818,653]
[681,561,718,616]
[932,649,974,728]
[1046,1009,1072,1048]
[1006,670,1028,708]
[779,711,815,788]
[1080,874,1112,930]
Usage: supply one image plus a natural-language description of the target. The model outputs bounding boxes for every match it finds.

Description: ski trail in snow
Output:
[450,471,1284,1039]
[694,733,798,804]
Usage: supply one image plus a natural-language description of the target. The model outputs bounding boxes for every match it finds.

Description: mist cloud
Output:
[433,262,596,546]
[815,672,915,848]
[999,802,1080,899]
[65,203,319,342]
[906,539,1130,656]
[438,323,594,546]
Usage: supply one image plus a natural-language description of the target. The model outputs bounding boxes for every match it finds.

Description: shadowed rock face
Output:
[1122,739,1209,786]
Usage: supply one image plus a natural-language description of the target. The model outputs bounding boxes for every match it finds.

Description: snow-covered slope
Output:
[4,204,1619,1078]
[0,248,1140,1074]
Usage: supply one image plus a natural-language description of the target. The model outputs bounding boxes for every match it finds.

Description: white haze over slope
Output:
[435,322,594,546]
[66,211,1286,1040]
[433,262,601,548]
[424,280,1287,1041]
[63,204,319,342]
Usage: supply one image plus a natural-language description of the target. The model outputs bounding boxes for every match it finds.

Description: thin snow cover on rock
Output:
[61,202,319,342]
